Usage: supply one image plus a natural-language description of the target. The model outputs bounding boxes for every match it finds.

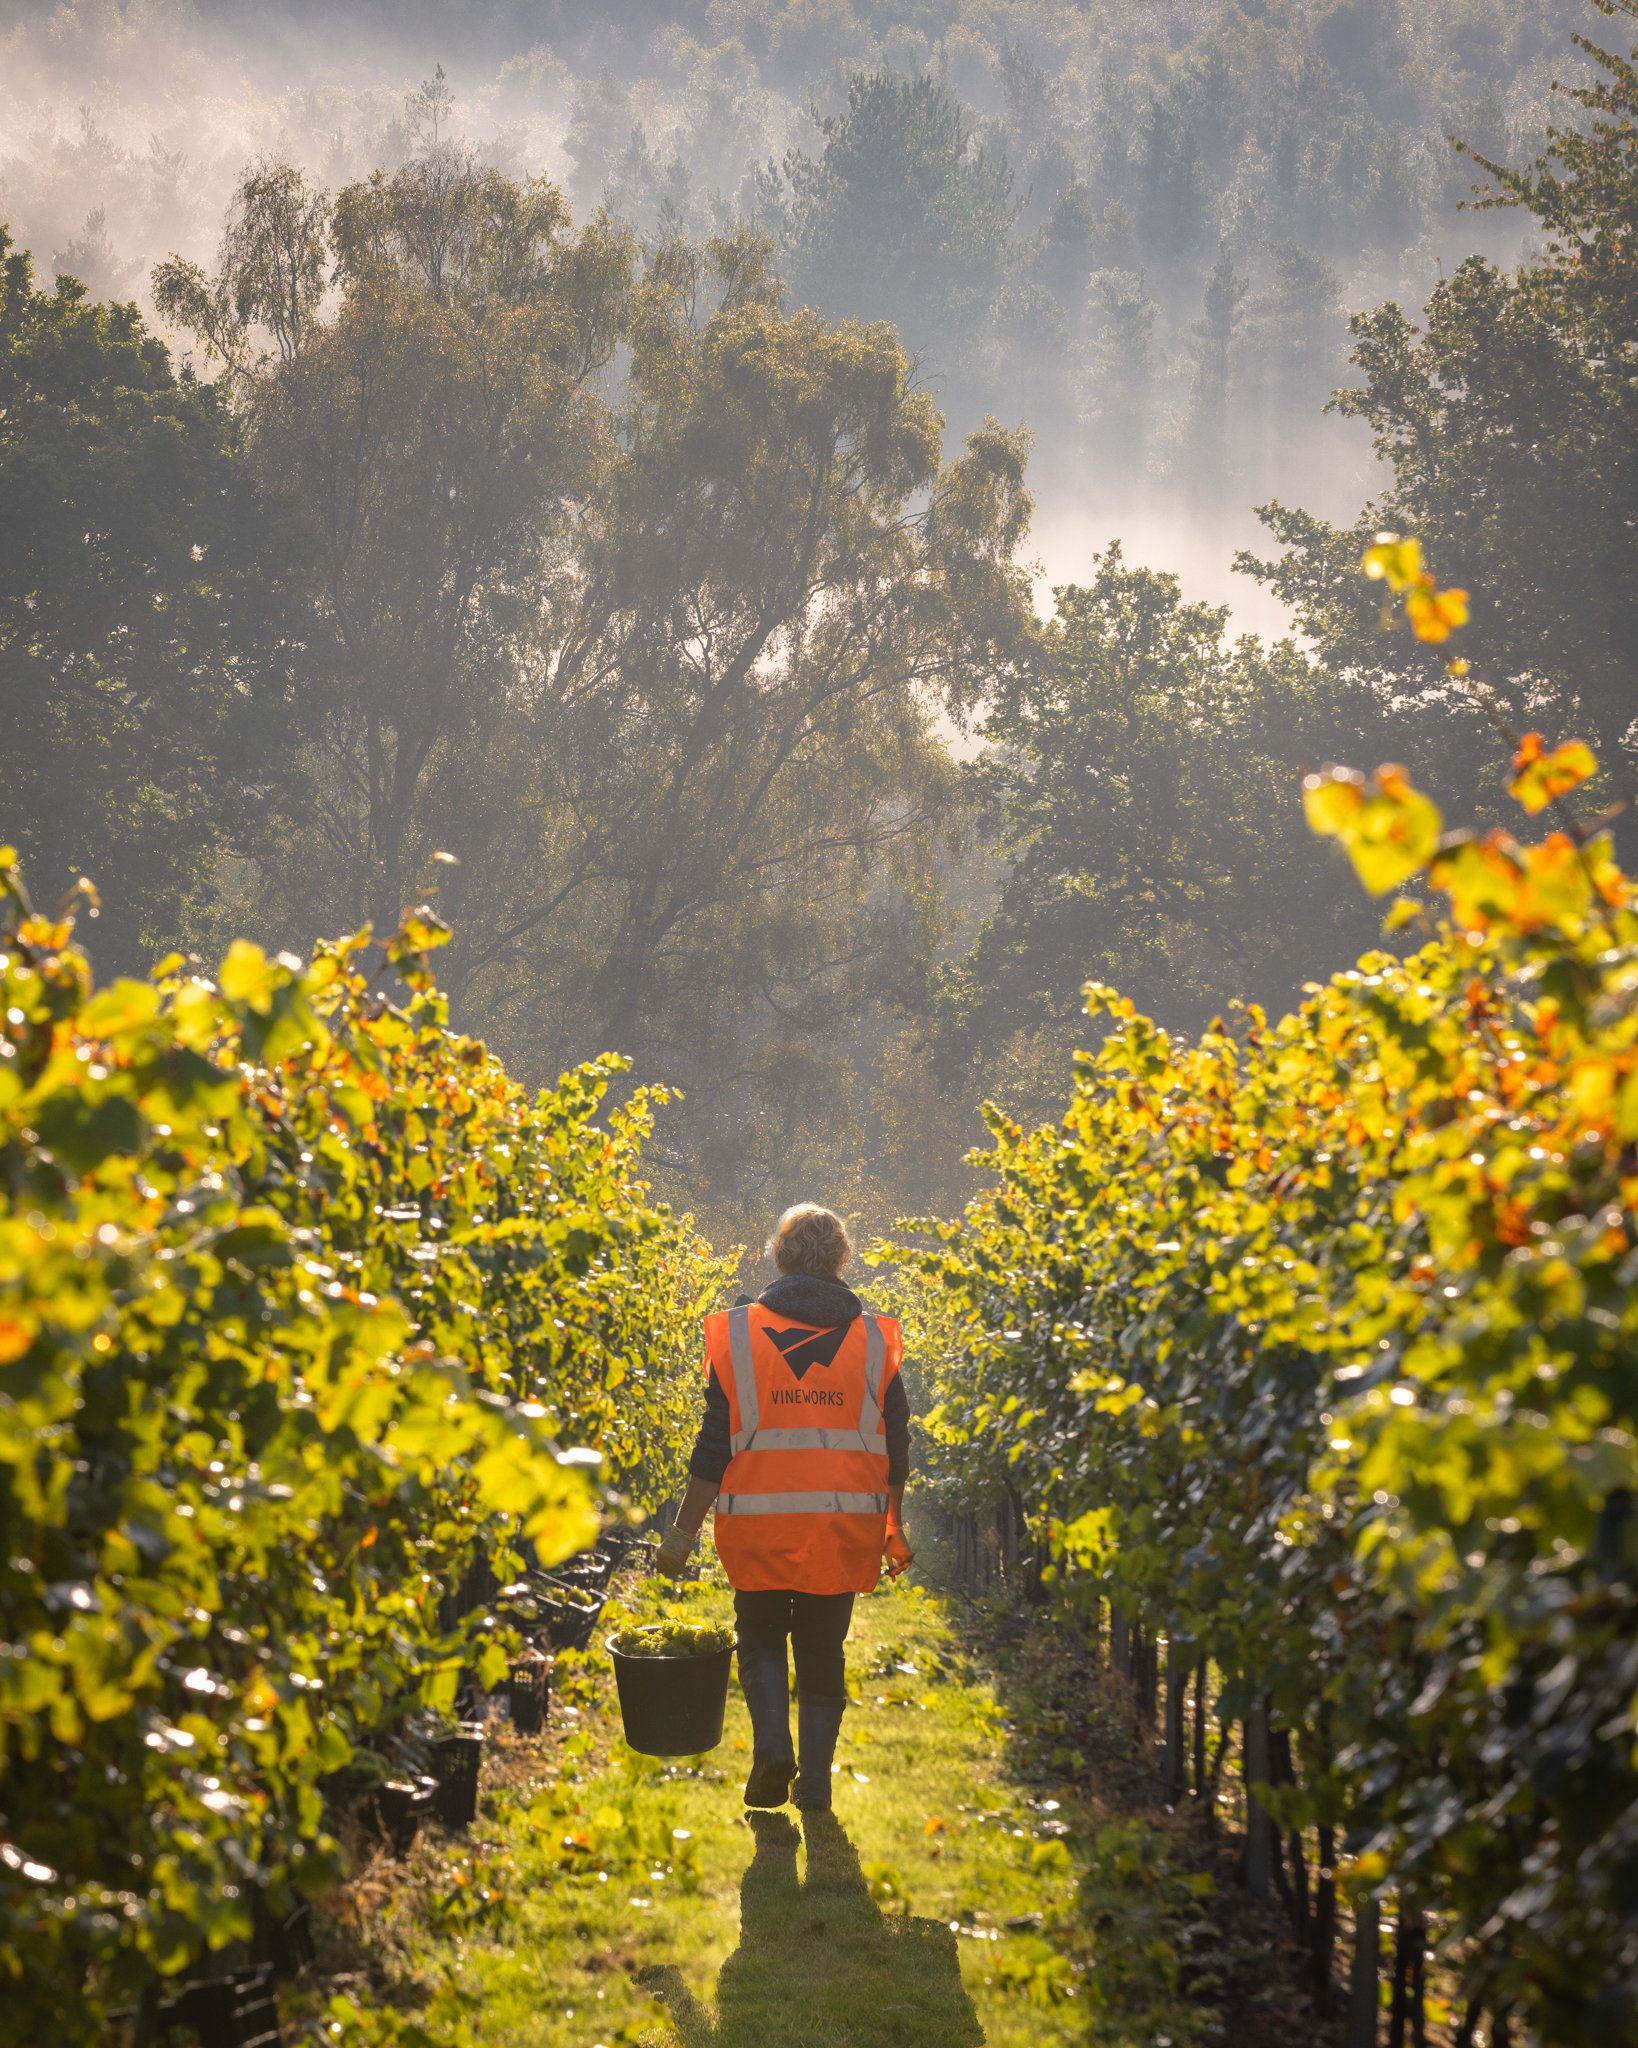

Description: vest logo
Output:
[765,1323,848,1379]
[772,1385,845,1408]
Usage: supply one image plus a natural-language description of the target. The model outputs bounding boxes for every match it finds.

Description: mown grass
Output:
[304,1549,1328,2048]
[337,1563,1099,2047]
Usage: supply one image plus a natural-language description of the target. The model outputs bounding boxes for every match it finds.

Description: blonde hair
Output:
[768,1203,852,1279]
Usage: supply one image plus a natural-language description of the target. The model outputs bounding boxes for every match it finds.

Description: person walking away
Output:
[655,1204,913,1810]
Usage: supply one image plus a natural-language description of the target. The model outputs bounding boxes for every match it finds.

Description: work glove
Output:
[884,1526,915,1579]
[654,1524,695,1578]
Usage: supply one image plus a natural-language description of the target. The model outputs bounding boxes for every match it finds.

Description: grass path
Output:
[368,1566,1099,2048]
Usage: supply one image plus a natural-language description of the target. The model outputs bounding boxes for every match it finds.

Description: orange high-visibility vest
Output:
[704,1301,903,1596]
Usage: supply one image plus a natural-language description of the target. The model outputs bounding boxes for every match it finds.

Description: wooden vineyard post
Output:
[1111,1604,1130,1677]
[1313,1821,1338,2012]
[1029,1532,1049,1604]
[1303,1704,1339,2013]
[1244,1694,1274,1901]
[1455,1992,1511,2048]
[1209,1709,1234,1828]
[1272,1726,1309,1942]
[132,1979,162,2048]
[1347,1893,1381,2048]
[960,1514,980,1596]
[1388,1903,1426,2048]
[1164,1634,1187,1801]
[1193,1657,1208,1808]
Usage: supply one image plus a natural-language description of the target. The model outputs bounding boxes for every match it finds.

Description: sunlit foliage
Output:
[0,858,724,2038]
[899,567,1638,2041]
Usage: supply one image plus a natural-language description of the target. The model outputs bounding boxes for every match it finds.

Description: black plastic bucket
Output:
[540,1576,605,1651]
[377,1775,436,1856]
[431,1724,485,1827]
[508,1649,551,1735]
[607,1635,732,1757]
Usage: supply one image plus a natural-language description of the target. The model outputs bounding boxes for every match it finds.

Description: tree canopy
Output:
[0,231,297,973]
[1244,0,1638,809]
[934,548,1387,1103]
[153,151,1035,1219]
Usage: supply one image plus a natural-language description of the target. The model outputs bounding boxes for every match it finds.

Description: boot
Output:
[738,1646,795,1807]
[792,1692,847,1812]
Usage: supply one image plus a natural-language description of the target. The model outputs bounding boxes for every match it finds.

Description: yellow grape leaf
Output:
[1307,764,1441,895]
[1429,834,1524,928]
[1571,1058,1618,1125]
[218,939,276,1013]
[1351,799,1439,892]
[1507,734,1597,815]
[80,980,162,1039]
[1404,583,1470,643]
[1437,830,1601,932]
[244,1673,280,1717]
[524,1494,602,1568]
[1586,835,1630,912]
[387,910,453,960]
[1361,535,1424,593]
[422,1660,462,1711]
[170,978,220,1051]
[1303,769,1365,838]
[1515,832,1595,928]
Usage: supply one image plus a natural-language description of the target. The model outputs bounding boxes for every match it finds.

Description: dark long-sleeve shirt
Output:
[688,1273,911,1487]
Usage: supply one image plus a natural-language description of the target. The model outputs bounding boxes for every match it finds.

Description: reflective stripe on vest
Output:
[739,1427,874,1453]
[860,1313,886,1442]
[725,1304,888,1459]
[717,1490,890,1517]
[727,1305,759,1450]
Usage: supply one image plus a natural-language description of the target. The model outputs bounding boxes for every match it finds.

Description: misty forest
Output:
[3,1,1637,2045]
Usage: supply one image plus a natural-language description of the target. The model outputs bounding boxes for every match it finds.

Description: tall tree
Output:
[1083,268,1156,472]
[758,70,1019,396]
[1183,240,1249,489]
[935,548,1390,1104]
[165,151,1036,1215]
[158,148,634,936]
[1243,0,1638,794]
[443,233,1036,1206]
[0,229,296,973]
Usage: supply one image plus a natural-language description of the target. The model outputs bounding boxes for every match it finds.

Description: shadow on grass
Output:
[640,1809,986,2048]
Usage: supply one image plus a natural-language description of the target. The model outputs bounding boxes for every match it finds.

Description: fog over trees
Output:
[3,0,1632,1235]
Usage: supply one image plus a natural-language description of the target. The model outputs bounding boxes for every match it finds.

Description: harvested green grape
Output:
[610,1621,734,1659]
